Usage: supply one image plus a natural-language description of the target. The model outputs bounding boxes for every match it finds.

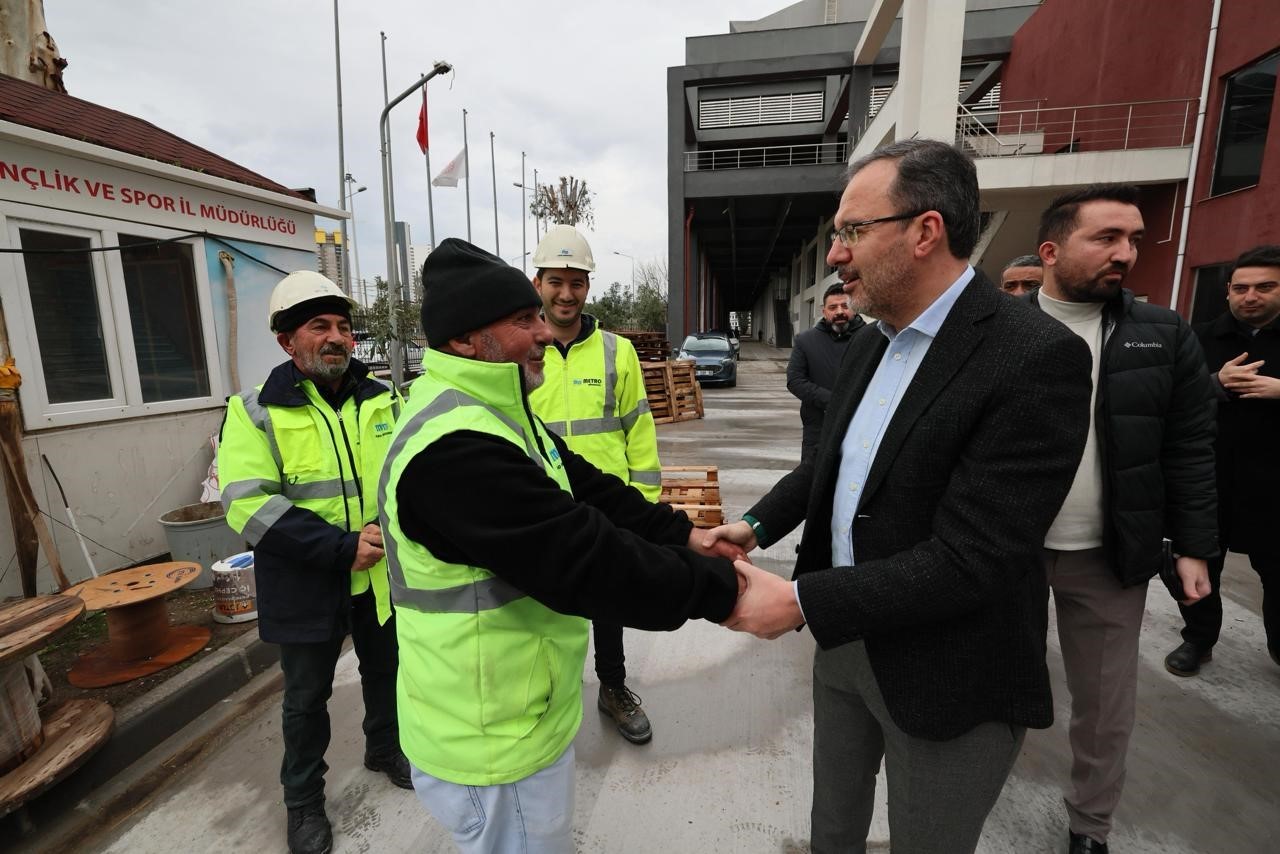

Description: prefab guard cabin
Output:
[0,74,344,598]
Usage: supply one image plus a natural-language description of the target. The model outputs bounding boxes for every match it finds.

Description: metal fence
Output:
[683,141,849,172]
[956,98,1198,157]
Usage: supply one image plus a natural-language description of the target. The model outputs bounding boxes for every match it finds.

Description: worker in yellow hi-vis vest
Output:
[527,225,662,745]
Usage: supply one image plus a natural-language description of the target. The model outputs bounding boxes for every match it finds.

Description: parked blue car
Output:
[677,333,737,388]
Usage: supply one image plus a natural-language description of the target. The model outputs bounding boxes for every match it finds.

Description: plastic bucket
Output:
[157,502,246,590]
[211,551,258,624]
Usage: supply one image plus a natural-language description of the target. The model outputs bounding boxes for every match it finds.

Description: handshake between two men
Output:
[694,520,806,641]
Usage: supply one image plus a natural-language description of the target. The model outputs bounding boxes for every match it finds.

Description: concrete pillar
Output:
[895,0,964,141]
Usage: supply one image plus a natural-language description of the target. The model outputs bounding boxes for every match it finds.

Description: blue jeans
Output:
[410,746,575,853]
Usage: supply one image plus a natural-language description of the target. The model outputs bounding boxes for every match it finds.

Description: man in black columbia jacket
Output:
[787,283,865,460]
[1029,184,1217,854]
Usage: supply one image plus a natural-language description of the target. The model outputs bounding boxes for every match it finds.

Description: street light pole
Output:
[381,60,452,388]
[345,176,367,304]
[613,250,636,298]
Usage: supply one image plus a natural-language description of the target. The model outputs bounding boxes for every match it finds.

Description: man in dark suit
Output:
[787,283,865,461]
[1166,244,1280,677]
[703,139,1093,854]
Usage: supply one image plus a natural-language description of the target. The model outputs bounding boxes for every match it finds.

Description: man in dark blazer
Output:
[704,139,1093,854]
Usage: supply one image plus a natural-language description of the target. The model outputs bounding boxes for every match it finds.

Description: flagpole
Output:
[489,131,499,256]
[333,0,351,296]
[520,151,527,275]
[421,76,436,248]
[462,108,472,242]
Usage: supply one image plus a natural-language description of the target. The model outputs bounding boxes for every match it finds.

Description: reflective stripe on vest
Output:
[378,387,542,614]
[239,389,283,471]
[543,331,627,439]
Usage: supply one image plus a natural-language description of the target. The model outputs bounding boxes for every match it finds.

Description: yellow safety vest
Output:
[378,349,588,785]
[529,325,661,501]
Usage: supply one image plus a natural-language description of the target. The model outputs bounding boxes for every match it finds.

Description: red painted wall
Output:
[1182,0,1280,314]
[1001,0,1280,313]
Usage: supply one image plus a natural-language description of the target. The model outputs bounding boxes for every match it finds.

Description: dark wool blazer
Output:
[749,272,1093,741]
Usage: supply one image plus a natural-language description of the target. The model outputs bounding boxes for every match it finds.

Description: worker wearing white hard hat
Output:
[219,270,408,854]
[528,225,664,746]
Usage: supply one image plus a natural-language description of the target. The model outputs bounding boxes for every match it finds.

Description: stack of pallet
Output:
[616,330,671,362]
[659,465,723,528]
[642,360,704,424]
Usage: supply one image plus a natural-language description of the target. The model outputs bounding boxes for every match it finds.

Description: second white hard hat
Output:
[532,224,596,273]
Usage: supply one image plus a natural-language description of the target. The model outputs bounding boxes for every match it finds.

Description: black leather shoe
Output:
[287,803,333,854]
[598,683,653,744]
[1069,830,1109,853]
[1164,640,1211,677]
[364,749,413,789]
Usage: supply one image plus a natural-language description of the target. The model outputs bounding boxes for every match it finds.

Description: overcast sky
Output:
[48,0,791,292]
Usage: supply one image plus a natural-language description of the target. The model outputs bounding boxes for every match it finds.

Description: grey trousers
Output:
[810,641,1025,854]
[1044,547,1148,844]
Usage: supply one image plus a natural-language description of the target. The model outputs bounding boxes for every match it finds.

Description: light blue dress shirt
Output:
[828,266,975,568]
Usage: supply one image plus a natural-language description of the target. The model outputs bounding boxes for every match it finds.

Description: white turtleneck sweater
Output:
[1038,291,1105,550]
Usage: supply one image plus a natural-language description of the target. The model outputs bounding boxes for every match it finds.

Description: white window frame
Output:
[0,201,225,430]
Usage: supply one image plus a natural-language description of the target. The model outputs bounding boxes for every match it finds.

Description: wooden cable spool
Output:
[62,561,210,689]
[0,596,83,774]
[0,595,116,822]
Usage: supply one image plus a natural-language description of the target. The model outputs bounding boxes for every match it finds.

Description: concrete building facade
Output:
[667,0,1280,335]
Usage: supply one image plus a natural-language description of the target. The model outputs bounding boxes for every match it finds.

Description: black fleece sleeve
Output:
[395,430,737,628]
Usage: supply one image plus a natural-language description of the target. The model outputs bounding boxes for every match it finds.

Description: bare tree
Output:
[530,176,595,228]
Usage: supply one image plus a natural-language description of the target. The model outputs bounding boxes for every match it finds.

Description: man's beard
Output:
[848,243,911,322]
[829,317,849,334]
[1055,260,1128,303]
[300,344,350,382]
[475,330,545,392]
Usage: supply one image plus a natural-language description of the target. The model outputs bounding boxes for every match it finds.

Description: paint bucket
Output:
[158,502,246,590]
[211,551,258,624]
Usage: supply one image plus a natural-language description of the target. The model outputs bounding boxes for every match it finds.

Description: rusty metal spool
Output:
[62,561,211,689]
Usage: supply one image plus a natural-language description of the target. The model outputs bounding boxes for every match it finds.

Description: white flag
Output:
[432,146,467,187]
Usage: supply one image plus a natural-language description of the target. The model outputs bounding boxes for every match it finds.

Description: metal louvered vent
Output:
[864,81,1002,120]
[699,91,825,129]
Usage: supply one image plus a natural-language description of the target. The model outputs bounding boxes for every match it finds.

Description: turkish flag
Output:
[415,92,429,153]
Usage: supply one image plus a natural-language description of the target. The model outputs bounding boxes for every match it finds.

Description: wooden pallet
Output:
[643,361,704,425]
[660,466,722,528]
[616,330,670,362]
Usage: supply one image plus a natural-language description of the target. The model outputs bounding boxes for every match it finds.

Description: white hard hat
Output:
[532,225,596,273]
[268,271,357,332]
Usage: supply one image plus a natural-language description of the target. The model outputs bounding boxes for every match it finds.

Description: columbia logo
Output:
[1124,341,1163,349]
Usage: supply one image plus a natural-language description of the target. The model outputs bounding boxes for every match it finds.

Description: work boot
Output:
[286,802,333,854]
[1164,641,1211,677]
[364,748,413,789]
[598,683,652,744]
[1068,830,1109,853]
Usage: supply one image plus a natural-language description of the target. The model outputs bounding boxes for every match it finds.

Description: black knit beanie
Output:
[421,238,541,345]
[272,296,352,333]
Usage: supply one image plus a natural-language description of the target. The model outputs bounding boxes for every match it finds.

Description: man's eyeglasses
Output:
[830,210,927,248]
[1228,281,1279,295]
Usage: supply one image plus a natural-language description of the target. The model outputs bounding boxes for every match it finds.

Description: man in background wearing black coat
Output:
[787,283,864,461]
[1166,244,1280,677]
[1028,184,1216,854]
[703,139,1092,854]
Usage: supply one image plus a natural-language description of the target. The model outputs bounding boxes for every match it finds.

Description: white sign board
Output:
[0,140,314,252]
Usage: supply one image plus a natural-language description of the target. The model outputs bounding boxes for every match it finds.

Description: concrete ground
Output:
[28,346,1280,853]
